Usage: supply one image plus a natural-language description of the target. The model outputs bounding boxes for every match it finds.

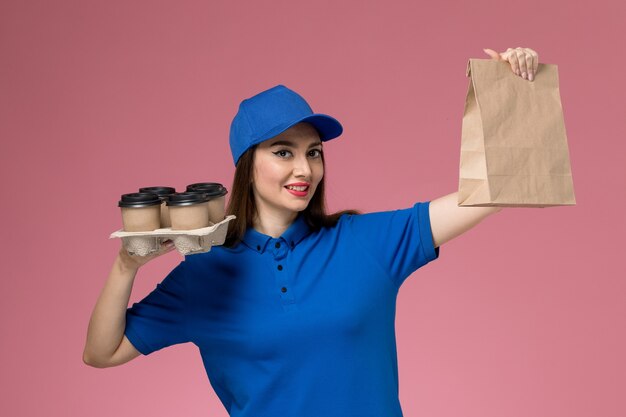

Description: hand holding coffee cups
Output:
[117,239,177,271]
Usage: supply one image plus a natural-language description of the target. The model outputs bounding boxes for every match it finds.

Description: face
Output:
[252,122,324,220]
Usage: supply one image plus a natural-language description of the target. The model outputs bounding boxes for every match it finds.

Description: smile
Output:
[285,185,308,191]
[284,185,309,196]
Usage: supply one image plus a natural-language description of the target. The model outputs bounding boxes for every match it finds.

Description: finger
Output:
[483,48,502,60]
[515,48,528,79]
[524,52,534,81]
[526,47,539,58]
[505,48,520,76]
[500,47,513,62]
[530,49,539,75]
[522,48,537,73]
[150,244,175,260]
[154,240,174,253]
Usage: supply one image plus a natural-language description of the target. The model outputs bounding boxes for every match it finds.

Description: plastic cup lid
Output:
[186,182,228,198]
[166,192,210,207]
[138,186,176,197]
[118,192,162,208]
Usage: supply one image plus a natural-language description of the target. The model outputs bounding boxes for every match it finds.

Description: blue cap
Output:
[229,84,343,166]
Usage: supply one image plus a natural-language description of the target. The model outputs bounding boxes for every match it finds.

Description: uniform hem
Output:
[417,201,440,263]
[124,327,151,356]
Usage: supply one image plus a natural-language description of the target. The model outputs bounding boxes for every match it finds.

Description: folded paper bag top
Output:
[458,58,576,207]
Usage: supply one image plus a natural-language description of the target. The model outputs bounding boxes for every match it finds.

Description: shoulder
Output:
[339,202,428,226]
[337,202,433,243]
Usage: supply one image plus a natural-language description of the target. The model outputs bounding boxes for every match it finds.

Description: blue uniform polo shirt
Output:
[125,201,440,417]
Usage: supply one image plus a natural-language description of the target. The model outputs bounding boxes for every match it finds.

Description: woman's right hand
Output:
[117,239,178,271]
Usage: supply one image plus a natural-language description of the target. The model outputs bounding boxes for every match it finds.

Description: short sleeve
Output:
[124,260,189,355]
[343,201,440,288]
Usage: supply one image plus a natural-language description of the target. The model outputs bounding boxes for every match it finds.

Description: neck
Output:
[252,206,299,238]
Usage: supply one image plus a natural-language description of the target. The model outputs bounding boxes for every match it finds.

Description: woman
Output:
[84,47,539,416]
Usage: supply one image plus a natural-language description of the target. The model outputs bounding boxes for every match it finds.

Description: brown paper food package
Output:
[458,58,576,207]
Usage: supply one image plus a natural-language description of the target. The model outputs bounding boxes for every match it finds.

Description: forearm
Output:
[83,255,137,364]
[429,192,502,247]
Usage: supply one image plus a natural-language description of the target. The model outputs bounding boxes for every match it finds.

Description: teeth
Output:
[286,185,308,191]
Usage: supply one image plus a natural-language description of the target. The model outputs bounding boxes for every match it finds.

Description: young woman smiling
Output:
[84,47,539,417]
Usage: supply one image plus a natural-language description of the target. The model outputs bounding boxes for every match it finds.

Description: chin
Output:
[284,199,310,212]
[289,202,309,211]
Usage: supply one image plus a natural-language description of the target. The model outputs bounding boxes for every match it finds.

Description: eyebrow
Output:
[270,140,322,148]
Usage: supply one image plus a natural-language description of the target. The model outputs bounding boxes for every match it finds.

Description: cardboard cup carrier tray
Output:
[110,215,236,256]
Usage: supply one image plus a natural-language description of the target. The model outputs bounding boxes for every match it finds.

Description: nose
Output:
[292,153,312,179]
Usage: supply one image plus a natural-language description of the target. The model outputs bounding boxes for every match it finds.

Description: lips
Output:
[284,184,310,196]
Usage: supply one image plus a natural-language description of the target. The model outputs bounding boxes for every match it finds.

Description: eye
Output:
[273,149,293,158]
[308,149,323,158]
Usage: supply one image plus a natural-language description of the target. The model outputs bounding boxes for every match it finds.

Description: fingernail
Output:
[522,72,527,80]
[515,69,520,76]
[529,72,534,81]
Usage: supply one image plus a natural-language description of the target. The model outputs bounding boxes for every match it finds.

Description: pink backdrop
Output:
[2,0,624,416]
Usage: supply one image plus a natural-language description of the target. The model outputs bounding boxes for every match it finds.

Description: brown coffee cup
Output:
[139,186,176,228]
[186,183,228,224]
[166,192,211,230]
[118,193,162,232]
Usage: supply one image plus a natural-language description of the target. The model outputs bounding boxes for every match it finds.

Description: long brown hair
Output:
[223,144,360,248]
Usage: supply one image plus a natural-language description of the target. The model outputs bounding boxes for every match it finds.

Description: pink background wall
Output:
[2,0,624,416]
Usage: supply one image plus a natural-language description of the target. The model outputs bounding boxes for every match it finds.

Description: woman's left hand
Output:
[483,47,539,81]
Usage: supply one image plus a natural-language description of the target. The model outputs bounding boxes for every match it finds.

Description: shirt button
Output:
[281,287,287,293]
[277,265,283,271]
[275,242,281,248]
[256,245,260,251]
